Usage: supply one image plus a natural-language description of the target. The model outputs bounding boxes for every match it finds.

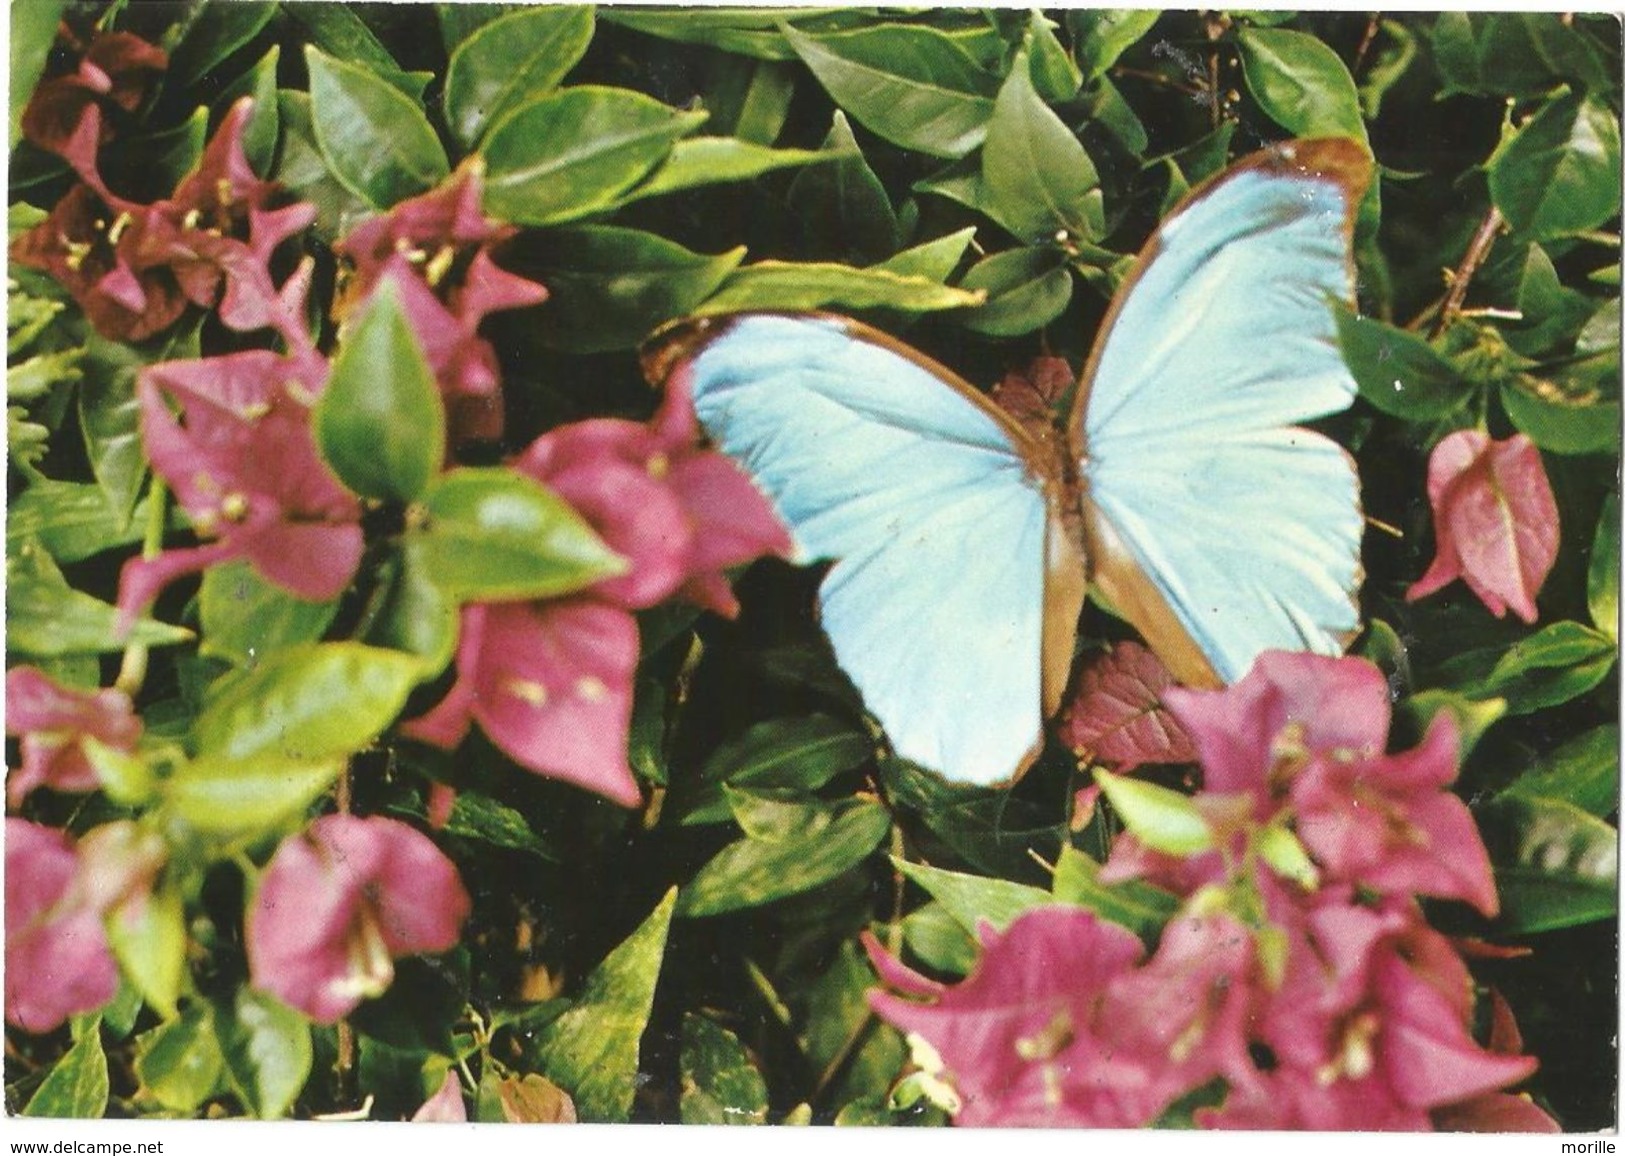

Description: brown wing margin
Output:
[640,310,1090,783]
[1066,138,1374,689]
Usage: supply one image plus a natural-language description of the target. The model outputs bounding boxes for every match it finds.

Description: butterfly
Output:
[641,138,1373,788]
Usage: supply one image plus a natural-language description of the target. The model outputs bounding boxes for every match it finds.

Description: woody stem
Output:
[1430,206,1506,339]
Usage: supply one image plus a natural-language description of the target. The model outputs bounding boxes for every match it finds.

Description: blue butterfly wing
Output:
[1079,139,1370,684]
[668,314,1073,785]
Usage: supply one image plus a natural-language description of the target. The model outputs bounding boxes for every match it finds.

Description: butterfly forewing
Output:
[657,313,1076,786]
[1076,139,1370,685]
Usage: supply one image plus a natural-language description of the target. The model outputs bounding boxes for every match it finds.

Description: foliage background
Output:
[5,2,1620,1129]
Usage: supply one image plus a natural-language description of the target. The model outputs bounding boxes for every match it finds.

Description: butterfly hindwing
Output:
[1078,139,1370,685]
[660,314,1071,786]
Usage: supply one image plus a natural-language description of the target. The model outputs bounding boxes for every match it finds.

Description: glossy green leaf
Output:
[598,7,861,61]
[1237,27,1367,142]
[680,1014,769,1125]
[1070,9,1161,79]
[982,49,1103,242]
[165,753,339,837]
[1501,725,1619,818]
[283,3,403,77]
[788,111,901,262]
[6,543,192,656]
[216,989,313,1119]
[216,44,282,177]
[1509,244,1596,357]
[679,714,872,824]
[481,86,707,226]
[871,226,978,283]
[515,226,747,353]
[1467,621,1617,715]
[305,46,449,209]
[1025,13,1082,103]
[1399,689,1507,760]
[363,545,460,676]
[441,791,559,861]
[1489,93,1622,242]
[134,1004,226,1114]
[1095,768,1213,856]
[698,260,983,315]
[105,880,187,1020]
[272,89,374,239]
[1589,491,1619,641]
[893,858,1050,934]
[531,889,677,1122]
[168,1,279,87]
[1478,795,1617,934]
[199,561,340,669]
[621,137,828,204]
[7,481,147,564]
[81,736,156,807]
[1433,12,1612,99]
[1336,306,1474,420]
[900,901,979,975]
[411,467,626,601]
[80,325,197,521]
[10,0,69,148]
[192,641,422,760]
[782,24,998,159]
[444,5,594,146]
[957,247,1073,337]
[23,1020,108,1118]
[317,280,444,502]
[1499,377,1621,455]
[1050,845,1181,941]
[679,796,890,916]
[1086,75,1149,155]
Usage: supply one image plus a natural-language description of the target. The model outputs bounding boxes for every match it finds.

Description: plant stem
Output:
[1430,206,1506,338]
[115,478,170,697]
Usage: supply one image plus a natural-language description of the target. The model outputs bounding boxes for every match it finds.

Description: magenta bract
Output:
[5,666,141,806]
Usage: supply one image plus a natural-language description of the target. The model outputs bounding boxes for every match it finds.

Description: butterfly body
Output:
[643,139,1371,787]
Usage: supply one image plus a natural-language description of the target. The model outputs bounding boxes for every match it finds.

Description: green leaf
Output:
[1433,13,1613,99]
[1509,243,1596,358]
[410,467,626,602]
[8,346,81,402]
[1070,9,1161,79]
[480,86,707,226]
[1500,725,1619,818]
[1499,377,1621,456]
[361,546,459,676]
[1051,845,1181,941]
[782,24,998,159]
[531,889,677,1122]
[679,714,872,823]
[199,560,340,669]
[283,2,405,77]
[305,46,449,209]
[168,1,279,87]
[1357,19,1417,119]
[788,111,901,262]
[1399,690,1507,760]
[7,481,147,564]
[216,990,313,1119]
[697,260,983,315]
[515,226,747,354]
[217,45,284,186]
[680,1014,769,1125]
[678,797,890,916]
[444,5,595,146]
[620,137,829,204]
[105,880,187,1020]
[900,901,979,975]
[957,247,1073,337]
[1466,621,1617,715]
[316,280,444,502]
[192,641,422,760]
[1025,12,1082,103]
[598,7,864,61]
[6,543,192,656]
[23,1020,108,1118]
[441,791,559,861]
[134,1003,226,1114]
[871,227,978,283]
[80,325,197,521]
[1477,795,1617,934]
[1489,93,1622,242]
[1256,824,1320,889]
[1237,27,1367,142]
[892,858,1051,934]
[1094,768,1213,856]
[165,753,339,837]
[1589,492,1619,642]
[981,49,1103,242]
[1335,306,1474,420]
[273,90,374,240]
[10,0,69,148]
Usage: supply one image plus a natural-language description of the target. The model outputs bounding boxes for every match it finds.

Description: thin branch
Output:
[1430,206,1507,338]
